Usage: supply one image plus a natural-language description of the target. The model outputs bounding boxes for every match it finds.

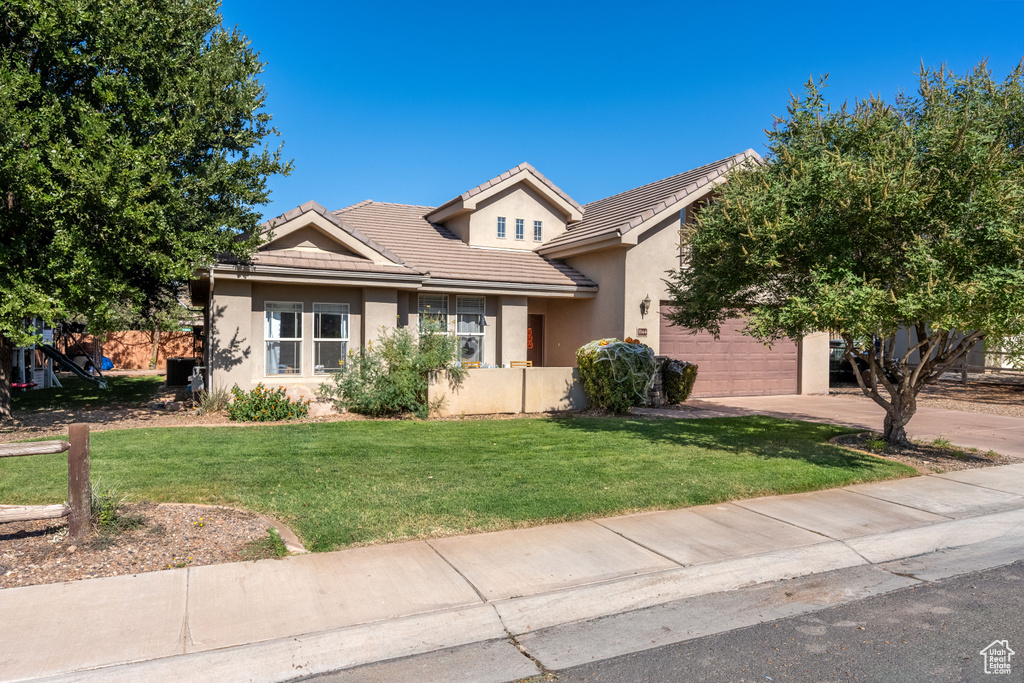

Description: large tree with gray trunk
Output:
[0,0,291,420]
[665,62,1024,445]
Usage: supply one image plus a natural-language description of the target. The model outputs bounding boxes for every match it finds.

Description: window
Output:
[497,216,506,239]
[313,303,349,374]
[418,293,449,332]
[515,218,524,240]
[265,302,302,375]
[456,296,485,364]
[533,220,543,242]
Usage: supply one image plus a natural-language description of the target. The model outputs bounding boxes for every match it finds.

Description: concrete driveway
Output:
[686,394,1024,459]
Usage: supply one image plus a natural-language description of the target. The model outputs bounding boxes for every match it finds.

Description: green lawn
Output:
[12,375,164,412]
[0,416,915,551]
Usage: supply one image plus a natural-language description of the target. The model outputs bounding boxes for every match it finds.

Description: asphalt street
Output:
[553,560,1024,682]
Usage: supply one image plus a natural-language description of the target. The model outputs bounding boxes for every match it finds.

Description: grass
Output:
[240,528,290,560]
[11,375,165,412]
[0,416,916,552]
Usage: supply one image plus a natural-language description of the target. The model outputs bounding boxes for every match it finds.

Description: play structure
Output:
[12,321,109,391]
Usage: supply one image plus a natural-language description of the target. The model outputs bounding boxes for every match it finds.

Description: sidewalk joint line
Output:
[929,474,1024,497]
[842,488,955,520]
[591,519,685,567]
[424,540,490,605]
[728,501,838,541]
[182,566,192,655]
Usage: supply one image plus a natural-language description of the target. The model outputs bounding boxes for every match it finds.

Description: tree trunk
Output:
[882,389,917,447]
[0,334,13,423]
[150,324,161,370]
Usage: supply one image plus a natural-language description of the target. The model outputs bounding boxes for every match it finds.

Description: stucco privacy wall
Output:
[800,331,831,395]
[429,367,586,417]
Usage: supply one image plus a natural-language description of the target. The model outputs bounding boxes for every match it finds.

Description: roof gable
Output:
[426,163,584,224]
[539,149,760,256]
[260,201,405,266]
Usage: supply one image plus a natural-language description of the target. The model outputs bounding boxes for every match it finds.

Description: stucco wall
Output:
[209,278,253,391]
[799,332,830,395]
[623,213,683,353]
[467,184,568,250]
[429,367,585,416]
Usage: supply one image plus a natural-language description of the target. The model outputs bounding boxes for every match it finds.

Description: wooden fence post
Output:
[67,423,91,540]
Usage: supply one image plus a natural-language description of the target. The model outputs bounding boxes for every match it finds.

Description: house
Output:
[190,151,829,405]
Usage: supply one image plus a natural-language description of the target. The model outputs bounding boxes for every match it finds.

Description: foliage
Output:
[663,360,698,404]
[240,527,289,560]
[90,485,145,532]
[0,417,913,552]
[195,385,231,414]
[227,383,310,422]
[576,338,657,413]
[665,61,1024,445]
[317,319,466,418]
[0,0,291,419]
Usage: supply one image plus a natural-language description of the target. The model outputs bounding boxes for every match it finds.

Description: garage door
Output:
[659,305,798,398]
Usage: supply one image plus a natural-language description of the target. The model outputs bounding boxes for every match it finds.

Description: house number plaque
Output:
[636,328,648,337]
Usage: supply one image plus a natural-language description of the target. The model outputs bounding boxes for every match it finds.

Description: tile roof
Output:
[334,202,597,289]
[541,150,758,251]
[427,162,583,218]
[221,249,421,276]
[259,200,408,265]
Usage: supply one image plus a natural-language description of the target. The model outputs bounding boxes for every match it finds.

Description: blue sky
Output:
[219,0,1024,220]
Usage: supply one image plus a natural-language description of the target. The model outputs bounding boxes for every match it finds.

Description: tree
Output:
[0,0,291,420]
[665,62,1024,446]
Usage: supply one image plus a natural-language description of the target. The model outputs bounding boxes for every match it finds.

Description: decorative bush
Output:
[663,360,698,404]
[317,319,466,418]
[228,383,310,422]
[576,337,657,413]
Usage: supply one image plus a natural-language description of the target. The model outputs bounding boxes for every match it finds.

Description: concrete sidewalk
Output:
[668,394,1024,458]
[3,463,1024,682]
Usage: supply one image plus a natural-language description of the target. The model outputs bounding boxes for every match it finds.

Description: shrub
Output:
[576,337,657,413]
[317,319,466,418]
[663,360,698,404]
[195,385,232,414]
[228,383,310,422]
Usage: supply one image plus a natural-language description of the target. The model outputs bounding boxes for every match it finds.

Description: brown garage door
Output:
[659,305,798,398]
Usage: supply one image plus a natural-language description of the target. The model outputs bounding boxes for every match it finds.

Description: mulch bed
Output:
[832,432,1014,474]
[0,502,285,590]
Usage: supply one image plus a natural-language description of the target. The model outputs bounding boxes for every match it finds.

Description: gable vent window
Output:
[533,220,543,242]
[313,303,349,374]
[456,296,485,364]
[515,218,525,240]
[265,302,302,375]
[418,293,449,333]
[497,216,506,239]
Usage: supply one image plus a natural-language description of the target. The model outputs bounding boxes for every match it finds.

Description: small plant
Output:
[986,450,1001,461]
[317,319,466,418]
[932,437,954,449]
[227,383,311,422]
[240,528,289,560]
[576,338,657,413]
[91,488,125,527]
[663,359,698,404]
[863,437,887,452]
[196,385,232,414]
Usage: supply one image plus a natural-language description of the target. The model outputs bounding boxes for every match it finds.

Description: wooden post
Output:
[67,423,91,540]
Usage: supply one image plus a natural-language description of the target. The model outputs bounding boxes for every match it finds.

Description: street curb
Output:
[24,507,1024,683]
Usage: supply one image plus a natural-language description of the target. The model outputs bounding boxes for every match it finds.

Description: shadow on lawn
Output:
[549,414,892,472]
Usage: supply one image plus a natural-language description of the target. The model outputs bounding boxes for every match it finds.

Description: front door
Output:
[527,315,544,367]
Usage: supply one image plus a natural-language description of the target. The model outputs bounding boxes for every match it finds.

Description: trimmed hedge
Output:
[663,360,698,404]
[576,337,657,413]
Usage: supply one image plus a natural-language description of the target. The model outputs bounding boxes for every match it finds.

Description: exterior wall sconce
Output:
[641,294,652,318]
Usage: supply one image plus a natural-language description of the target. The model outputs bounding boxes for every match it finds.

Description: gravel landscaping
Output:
[0,502,293,589]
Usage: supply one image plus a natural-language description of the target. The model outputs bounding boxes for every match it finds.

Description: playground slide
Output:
[38,344,108,389]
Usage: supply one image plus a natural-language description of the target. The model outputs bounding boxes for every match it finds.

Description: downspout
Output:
[206,268,214,390]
